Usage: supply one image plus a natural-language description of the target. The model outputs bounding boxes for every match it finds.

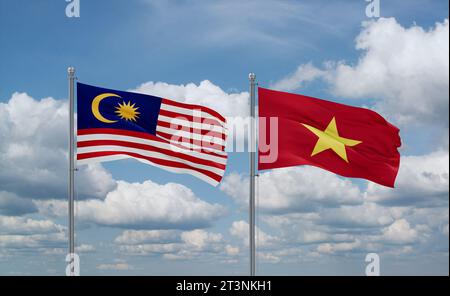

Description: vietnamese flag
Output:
[258,87,401,187]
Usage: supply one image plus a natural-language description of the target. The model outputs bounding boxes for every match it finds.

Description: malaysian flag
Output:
[76,83,227,186]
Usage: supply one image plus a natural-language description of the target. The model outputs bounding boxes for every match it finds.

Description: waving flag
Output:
[76,83,227,186]
[258,87,401,187]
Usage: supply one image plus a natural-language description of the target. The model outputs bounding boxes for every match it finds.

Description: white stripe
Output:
[155,134,225,154]
[77,133,227,162]
[77,145,225,176]
[77,154,129,164]
[157,115,228,135]
[155,125,226,146]
[77,154,219,186]
[160,104,226,126]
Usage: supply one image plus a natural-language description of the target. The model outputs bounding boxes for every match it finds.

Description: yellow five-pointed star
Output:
[301,117,362,163]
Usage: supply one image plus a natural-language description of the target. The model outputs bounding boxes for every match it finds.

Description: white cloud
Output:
[257,252,281,264]
[114,230,179,245]
[317,240,361,254]
[0,216,64,235]
[0,92,116,200]
[229,220,279,248]
[114,228,229,260]
[181,229,223,251]
[331,18,449,126]
[318,202,396,229]
[77,244,95,253]
[78,180,225,229]
[38,180,225,229]
[0,232,66,250]
[76,164,117,200]
[271,63,327,92]
[225,244,240,256]
[220,151,447,262]
[263,213,352,247]
[0,191,37,216]
[119,243,180,255]
[97,263,133,271]
[366,151,449,207]
[0,215,66,254]
[381,219,419,244]
[132,80,252,149]
[132,80,249,117]
[221,167,362,213]
[272,18,449,127]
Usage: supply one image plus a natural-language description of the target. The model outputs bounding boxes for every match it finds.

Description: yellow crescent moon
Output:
[91,93,121,123]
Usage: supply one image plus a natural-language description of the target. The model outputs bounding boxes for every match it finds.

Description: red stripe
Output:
[77,151,222,183]
[77,128,227,159]
[161,98,226,123]
[156,130,225,152]
[77,139,226,170]
[156,120,227,140]
[78,128,158,139]
[159,109,225,128]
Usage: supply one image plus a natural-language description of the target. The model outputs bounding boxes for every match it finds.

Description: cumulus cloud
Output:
[114,228,232,261]
[263,213,354,248]
[366,151,449,207]
[0,216,64,235]
[262,202,398,249]
[0,232,66,249]
[271,63,327,92]
[316,240,362,254]
[0,215,66,255]
[0,191,37,216]
[114,230,179,245]
[263,199,447,256]
[219,149,448,262]
[318,202,397,229]
[380,219,420,245]
[331,18,449,126]
[97,262,133,271]
[229,220,279,248]
[272,18,449,128]
[77,244,96,253]
[224,244,240,256]
[0,92,116,200]
[132,80,249,117]
[181,229,223,251]
[37,180,225,229]
[132,80,252,150]
[221,167,362,213]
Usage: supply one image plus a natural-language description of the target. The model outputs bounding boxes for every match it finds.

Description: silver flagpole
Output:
[68,67,75,276]
[249,73,256,276]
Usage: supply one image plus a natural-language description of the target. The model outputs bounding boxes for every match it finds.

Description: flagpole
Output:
[249,73,256,276]
[68,66,75,276]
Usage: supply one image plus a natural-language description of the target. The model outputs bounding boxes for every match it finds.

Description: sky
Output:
[0,0,448,275]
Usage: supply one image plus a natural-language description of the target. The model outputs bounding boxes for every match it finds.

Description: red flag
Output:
[258,87,401,187]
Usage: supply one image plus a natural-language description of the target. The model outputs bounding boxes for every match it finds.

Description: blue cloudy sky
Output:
[0,0,448,275]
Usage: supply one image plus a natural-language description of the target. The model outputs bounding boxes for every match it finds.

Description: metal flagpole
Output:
[68,67,75,276]
[249,73,256,276]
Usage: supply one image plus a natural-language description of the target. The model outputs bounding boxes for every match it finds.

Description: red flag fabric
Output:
[258,87,401,187]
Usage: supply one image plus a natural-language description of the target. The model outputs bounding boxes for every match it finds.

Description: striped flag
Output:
[76,83,227,186]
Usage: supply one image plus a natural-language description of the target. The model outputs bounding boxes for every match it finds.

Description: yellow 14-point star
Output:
[301,117,362,163]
